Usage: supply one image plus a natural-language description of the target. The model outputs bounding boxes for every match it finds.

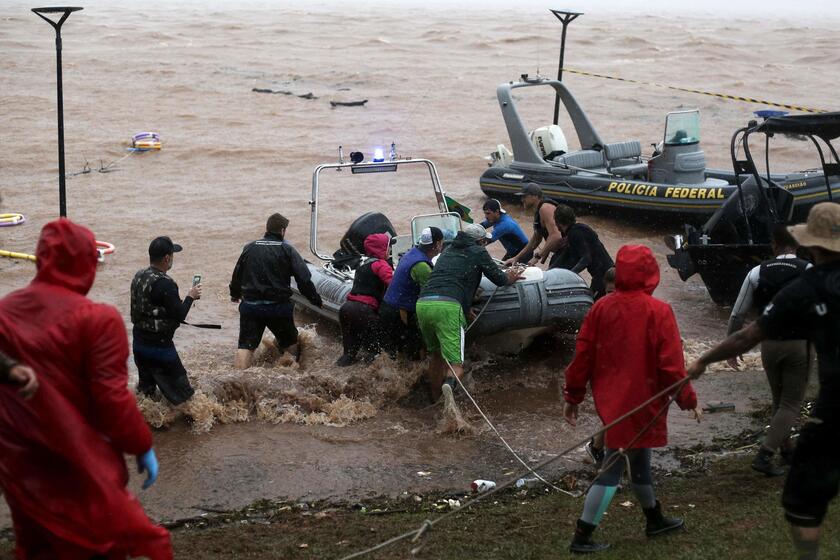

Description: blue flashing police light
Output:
[754,110,788,120]
[372,148,385,162]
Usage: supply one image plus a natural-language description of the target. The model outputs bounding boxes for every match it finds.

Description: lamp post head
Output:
[32,6,83,30]
[550,9,583,23]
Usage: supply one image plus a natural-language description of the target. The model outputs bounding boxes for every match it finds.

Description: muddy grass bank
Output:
[2,455,835,559]
[123,455,840,559]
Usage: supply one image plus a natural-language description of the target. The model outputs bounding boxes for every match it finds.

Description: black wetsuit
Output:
[552,223,614,299]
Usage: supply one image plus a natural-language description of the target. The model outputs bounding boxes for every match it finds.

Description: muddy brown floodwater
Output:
[0,0,835,528]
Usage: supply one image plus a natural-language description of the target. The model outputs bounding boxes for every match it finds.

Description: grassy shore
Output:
[5,454,832,559]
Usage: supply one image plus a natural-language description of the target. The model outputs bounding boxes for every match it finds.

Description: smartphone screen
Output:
[192,275,201,286]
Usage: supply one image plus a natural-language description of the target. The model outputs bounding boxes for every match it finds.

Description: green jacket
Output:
[419,232,510,312]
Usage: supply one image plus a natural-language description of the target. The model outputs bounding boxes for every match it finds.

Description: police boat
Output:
[480,75,837,222]
[289,151,593,353]
[664,112,840,305]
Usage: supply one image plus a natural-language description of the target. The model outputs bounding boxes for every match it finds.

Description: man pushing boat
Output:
[416,223,522,422]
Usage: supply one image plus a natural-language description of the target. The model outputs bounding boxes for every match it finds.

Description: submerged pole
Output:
[32,6,83,218]
[550,9,582,126]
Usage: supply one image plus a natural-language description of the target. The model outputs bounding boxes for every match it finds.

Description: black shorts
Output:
[238,301,298,351]
[133,342,195,405]
[379,301,423,360]
[782,416,840,527]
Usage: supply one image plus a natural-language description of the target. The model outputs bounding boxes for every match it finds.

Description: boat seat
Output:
[604,140,642,161]
[604,140,647,178]
[552,150,605,170]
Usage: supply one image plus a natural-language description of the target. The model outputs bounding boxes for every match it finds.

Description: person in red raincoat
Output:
[562,244,701,554]
[0,219,172,560]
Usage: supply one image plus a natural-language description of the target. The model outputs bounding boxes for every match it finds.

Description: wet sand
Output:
[0,0,836,528]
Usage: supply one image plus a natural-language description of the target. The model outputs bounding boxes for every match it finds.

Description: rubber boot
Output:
[643,501,684,536]
[752,447,785,477]
[569,519,610,554]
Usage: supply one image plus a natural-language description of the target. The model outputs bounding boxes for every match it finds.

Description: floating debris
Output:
[330,99,368,107]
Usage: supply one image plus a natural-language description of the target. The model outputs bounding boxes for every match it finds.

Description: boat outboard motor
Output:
[332,212,396,269]
[666,176,794,304]
[530,125,569,161]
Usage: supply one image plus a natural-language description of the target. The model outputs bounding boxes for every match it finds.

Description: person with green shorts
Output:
[416,223,521,407]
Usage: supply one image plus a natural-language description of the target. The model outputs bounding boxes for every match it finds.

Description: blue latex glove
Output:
[136,448,159,490]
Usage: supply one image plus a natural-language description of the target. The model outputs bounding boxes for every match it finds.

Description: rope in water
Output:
[337,376,691,560]
[446,359,576,497]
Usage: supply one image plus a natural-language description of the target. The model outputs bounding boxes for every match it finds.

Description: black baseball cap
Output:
[482,198,507,214]
[516,183,543,197]
[149,236,183,260]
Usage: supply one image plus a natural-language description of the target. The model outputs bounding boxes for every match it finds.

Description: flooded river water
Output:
[0,0,835,525]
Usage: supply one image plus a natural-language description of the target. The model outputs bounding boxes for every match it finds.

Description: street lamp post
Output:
[32,6,83,218]
[550,9,582,126]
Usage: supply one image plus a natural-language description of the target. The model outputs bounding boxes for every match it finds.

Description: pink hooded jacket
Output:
[346,233,393,310]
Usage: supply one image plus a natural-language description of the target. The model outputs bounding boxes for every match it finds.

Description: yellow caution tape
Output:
[0,249,36,262]
[562,67,828,114]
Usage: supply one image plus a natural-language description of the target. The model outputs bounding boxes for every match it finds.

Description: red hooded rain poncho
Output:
[0,219,171,560]
[563,244,697,449]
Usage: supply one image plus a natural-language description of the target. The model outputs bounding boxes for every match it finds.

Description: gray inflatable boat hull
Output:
[291,262,592,353]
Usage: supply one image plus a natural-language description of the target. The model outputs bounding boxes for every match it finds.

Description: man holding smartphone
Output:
[130,236,201,404]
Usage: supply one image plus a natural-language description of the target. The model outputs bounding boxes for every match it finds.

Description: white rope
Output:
[444,358,578,497]
[464,286,497,333]
[337,376,691,560]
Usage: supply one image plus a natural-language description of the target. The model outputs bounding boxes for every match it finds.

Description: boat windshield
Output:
[411,213,462,243]
[664,110,701,145]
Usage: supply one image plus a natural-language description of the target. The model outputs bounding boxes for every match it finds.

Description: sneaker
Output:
[585,439,605,467]
[752,450,785,477]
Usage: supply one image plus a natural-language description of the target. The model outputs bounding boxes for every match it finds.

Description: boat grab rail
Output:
[308,158,448,262]
[545,159,618,178]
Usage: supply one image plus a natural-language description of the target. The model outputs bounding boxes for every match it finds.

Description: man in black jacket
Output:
[552,204,614,299]
[230,213,322,369]
[131,236,201,404]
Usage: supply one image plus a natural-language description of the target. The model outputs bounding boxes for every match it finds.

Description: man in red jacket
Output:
[563,244,701,554]
[0,219,172,560]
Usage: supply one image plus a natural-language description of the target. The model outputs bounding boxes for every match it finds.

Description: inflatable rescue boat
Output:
[290,156,593,353]
[481,76,838,222]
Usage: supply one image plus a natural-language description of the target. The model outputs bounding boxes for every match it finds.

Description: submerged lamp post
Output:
[550,9,582,126]
[32,6,83,218]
